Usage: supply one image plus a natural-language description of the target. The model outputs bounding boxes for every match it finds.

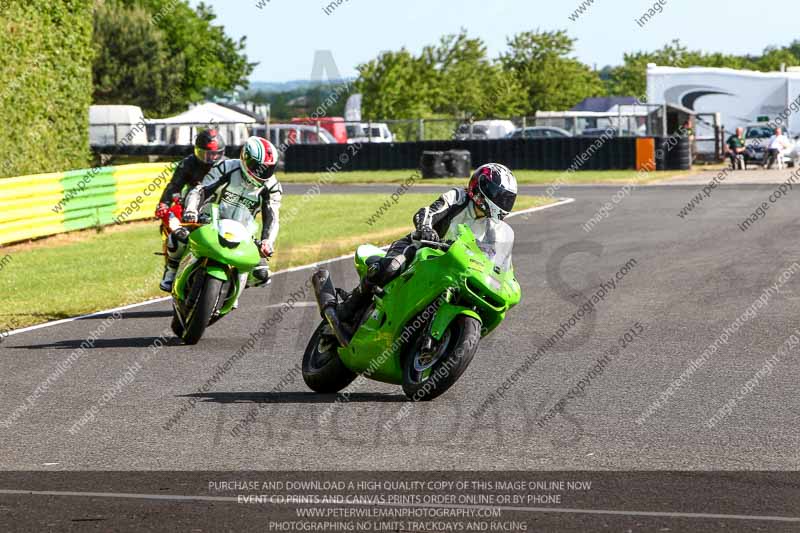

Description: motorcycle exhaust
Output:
[311,270,351,347]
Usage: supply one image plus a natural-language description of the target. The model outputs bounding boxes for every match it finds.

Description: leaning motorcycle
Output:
[170,204,262,344]
[303,218,521,401]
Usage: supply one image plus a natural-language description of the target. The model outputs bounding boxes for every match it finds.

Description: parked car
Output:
[580,127,620,137]
[454,120,516,140]
[507,126,571,139]
[742,124,796,166]
[251,124,337,148]
[291,117,348,143]
[348,122,394,143]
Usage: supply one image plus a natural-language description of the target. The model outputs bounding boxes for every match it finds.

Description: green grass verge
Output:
[0,193,551,330]
[280,169,689,186]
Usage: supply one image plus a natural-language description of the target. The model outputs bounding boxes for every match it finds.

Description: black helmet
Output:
[194,128,226,164]
[467,163,518,220]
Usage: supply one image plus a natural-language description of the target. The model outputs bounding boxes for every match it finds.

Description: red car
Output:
[291,117,348,144]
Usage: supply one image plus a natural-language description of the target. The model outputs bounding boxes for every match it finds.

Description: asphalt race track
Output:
[2,182,800,530]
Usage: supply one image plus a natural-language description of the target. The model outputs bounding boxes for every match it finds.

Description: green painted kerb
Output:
[59,167,118,232]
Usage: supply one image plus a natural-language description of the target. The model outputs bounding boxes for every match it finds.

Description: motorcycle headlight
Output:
[218,232,241,249]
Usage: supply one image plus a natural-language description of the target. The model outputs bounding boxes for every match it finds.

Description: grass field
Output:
[280,169,690,186]
[0,193,551,330]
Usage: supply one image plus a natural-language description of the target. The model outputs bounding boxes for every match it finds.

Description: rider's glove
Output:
[413,227,440,243]
[182,210,198,223]
[155,203,169,218]
[260,242,273,259]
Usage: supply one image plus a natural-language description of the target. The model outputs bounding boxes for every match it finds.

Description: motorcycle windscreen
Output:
[465,218,515,272]
[216,203,259,237]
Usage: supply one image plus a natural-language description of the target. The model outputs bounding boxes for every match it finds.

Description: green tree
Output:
[788,40,800,61]
[354,49,435,119]
[498,30,605,113]
[606,40,746,96]
[96,0,254,116]
[605,39,800,97]
[424,30,528,118]
[755,47,800,71]
[422,30,490,115]
[93,1,184,115]
[477,67,527,117]
[354,30,527,120]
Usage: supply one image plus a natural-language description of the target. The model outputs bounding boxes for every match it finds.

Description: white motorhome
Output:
[647,64,800,142]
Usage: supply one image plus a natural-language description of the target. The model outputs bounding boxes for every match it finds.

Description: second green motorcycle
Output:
[304,217,521,401]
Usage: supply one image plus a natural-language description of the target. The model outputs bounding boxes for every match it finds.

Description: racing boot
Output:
[161,228,188,292]
[160,262,178,292]
[335,281,373,327]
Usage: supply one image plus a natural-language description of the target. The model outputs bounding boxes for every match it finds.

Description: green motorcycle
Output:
[171,204,262,344]
[304,217,521,401]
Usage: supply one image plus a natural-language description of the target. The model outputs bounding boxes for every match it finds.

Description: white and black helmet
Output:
[467,163,518,220]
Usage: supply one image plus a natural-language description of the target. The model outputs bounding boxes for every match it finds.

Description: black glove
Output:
[182,210,198,223]
[413,227,440,243]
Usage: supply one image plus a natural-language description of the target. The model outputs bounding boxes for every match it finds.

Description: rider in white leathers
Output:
[160,137,282,295]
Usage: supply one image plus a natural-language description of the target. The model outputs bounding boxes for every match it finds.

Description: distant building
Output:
[537,97,654,136]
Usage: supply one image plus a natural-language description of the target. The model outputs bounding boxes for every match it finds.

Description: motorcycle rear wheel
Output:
[402,315,481,401]
[302,320,356,393]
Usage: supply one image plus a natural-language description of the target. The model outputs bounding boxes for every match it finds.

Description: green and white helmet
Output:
[240,136,279,187]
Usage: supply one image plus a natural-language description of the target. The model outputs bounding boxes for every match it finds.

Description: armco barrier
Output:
[0,163,175,246]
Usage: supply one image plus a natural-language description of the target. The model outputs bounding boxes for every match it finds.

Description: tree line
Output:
[352,30,800,120]
[91,4,800,122]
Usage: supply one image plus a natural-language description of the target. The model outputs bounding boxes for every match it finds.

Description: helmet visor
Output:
[481,179,517,213]
[195,146,224,164]
[244,157,275,182]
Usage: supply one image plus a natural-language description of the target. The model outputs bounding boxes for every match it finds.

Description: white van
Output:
[348,123,394,143]
[455,120,516,140]
[89,105,148,145]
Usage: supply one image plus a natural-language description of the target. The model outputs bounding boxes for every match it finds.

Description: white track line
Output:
[263,302,317,309]
[4,197,574,338]
[0,489,797,523]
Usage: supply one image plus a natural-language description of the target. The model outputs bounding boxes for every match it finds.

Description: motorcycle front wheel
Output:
[402,315,481,401]
[182,275,224,345]
[302,320,356,393]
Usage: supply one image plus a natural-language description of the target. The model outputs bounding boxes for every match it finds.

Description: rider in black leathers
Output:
[155,129,227,219]
[336,163,519,325]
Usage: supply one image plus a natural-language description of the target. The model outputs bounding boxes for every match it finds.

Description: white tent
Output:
[150,103,256,145]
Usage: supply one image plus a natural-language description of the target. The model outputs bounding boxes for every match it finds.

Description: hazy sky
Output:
[190,0,800,82]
